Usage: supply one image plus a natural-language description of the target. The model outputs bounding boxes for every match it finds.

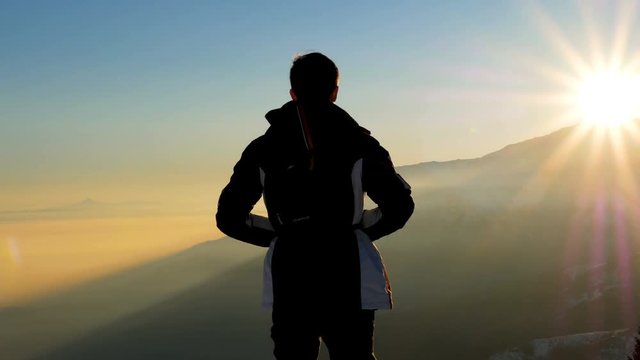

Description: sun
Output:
[573,69,640,127]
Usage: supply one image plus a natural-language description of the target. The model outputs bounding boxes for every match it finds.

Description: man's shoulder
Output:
[241,134,270,158]
[356,127,388,157]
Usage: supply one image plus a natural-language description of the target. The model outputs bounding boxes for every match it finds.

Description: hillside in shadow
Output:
[0,239,271,360]
[386,122,640,359]
[28,255,271,360]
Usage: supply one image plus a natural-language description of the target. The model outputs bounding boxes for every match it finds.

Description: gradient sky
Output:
[2,0,638,210]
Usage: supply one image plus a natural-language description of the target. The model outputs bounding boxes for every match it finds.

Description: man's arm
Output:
[216,139,275,247]
[360,140,414,241]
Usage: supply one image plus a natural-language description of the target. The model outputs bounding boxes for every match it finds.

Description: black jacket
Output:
[216,101,414,310]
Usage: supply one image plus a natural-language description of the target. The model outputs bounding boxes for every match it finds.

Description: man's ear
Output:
[289,89,298,101]
[330,86,339,102]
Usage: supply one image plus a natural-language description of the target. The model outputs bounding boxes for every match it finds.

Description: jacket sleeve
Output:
[216,139,275,247]
[360,139,414,241]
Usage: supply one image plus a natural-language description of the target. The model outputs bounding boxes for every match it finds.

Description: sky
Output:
[2,0,639,210]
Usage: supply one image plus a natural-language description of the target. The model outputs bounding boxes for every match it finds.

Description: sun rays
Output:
[528,0,640,332]
[528,0,640,128]
[472,0,640,333]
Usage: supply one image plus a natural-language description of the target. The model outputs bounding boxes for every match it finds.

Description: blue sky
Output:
[1,0,637,208]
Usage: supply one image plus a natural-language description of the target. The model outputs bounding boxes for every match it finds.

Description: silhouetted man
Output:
[216,52,414,360]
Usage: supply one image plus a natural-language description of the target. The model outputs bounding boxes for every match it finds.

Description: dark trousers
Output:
[271,308,377,360]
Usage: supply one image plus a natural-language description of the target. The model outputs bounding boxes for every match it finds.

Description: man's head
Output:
[289,52,339,104]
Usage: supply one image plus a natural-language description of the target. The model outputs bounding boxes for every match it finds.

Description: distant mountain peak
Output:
[70,198,103,208]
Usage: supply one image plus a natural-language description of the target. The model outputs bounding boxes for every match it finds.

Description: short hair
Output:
[290,52,339,103]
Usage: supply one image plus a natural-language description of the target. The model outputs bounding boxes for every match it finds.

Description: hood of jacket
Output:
[264,101,368,147]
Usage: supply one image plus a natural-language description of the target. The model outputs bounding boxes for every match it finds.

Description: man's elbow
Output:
[382,196,415,233]
[215,210,236,238]
[396,195,415,228]
[406,196,415,218]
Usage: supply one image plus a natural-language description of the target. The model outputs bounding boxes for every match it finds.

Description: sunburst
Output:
[522,0,640,333]
[573,69,640,127]
[473,0,640,334]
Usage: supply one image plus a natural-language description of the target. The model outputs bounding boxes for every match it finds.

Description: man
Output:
[216,52,414,360]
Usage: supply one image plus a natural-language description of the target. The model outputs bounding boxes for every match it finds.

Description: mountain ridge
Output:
[399,124,578,170]
[399,121,640,197]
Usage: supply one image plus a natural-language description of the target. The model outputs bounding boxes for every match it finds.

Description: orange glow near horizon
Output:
[0,215,220,307]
